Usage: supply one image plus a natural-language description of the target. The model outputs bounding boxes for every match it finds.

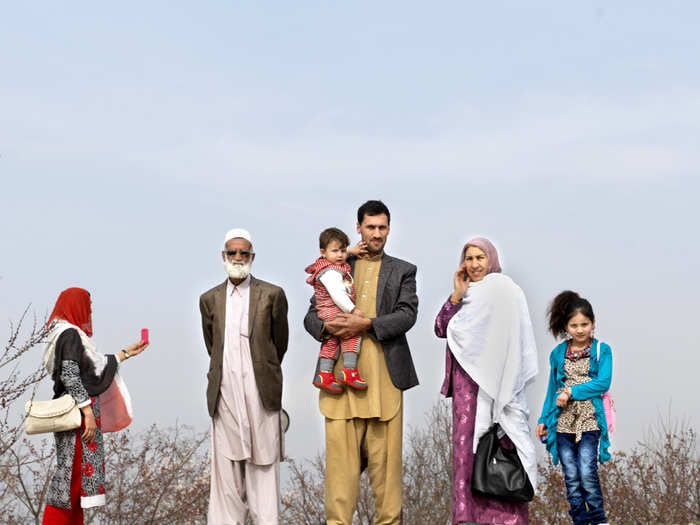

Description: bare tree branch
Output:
[0,306,50,456]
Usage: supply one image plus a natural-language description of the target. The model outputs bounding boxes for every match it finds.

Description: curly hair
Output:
[547,290,595,339]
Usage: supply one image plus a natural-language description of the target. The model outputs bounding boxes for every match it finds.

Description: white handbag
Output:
[25,394,81,435]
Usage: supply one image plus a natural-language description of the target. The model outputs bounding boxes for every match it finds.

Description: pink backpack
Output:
[595,342,616,436]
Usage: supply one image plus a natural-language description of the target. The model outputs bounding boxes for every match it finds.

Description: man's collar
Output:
[361,251,384,262]
[227,274,252,293]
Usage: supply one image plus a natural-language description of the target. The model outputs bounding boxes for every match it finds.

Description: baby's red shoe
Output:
[338,368,368,390]
[313,371,344,394]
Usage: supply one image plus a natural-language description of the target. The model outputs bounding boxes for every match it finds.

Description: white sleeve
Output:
[318,270,356,313]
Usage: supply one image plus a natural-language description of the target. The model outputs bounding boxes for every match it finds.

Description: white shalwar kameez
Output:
[208,276,281,525]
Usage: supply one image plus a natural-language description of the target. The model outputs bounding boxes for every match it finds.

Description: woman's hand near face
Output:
[451,262,470,304]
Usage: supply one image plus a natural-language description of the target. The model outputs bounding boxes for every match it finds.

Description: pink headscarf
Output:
[460,237,502,274]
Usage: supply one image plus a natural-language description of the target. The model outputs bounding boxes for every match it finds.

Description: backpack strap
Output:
[593,338,599,362]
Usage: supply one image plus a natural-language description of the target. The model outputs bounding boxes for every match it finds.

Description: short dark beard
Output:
[366,242,385,255]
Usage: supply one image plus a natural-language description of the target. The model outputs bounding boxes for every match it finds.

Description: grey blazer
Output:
[200,276,289,417]
[304,253,419,390]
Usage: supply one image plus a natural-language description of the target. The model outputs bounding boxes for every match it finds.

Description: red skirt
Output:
[42,429,84,525]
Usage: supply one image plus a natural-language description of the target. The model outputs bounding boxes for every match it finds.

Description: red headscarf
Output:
[47,287,93,337]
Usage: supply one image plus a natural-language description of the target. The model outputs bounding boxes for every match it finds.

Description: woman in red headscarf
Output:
[41,288,148,525]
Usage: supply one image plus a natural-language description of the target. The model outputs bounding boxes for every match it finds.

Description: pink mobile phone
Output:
[141,328,149,344]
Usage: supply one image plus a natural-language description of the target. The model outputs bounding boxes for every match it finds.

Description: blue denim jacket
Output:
[537,338,613,465]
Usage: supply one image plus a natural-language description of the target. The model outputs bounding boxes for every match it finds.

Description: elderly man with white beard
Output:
[199,228,289,525]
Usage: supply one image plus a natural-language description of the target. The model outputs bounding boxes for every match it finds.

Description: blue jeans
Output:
[556,431,607,525]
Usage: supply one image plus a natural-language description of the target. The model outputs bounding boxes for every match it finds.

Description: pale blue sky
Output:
[2,2,699,469]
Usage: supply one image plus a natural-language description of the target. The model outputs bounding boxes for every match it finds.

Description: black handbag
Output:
[472,423,534,503]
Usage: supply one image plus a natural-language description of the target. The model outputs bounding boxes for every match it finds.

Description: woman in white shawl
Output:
[41,287,148,525]
[435,238,538,525]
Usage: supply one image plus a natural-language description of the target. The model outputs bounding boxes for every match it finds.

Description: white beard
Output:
[224,260,252,280]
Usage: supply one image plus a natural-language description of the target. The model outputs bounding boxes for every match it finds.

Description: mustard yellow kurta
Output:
[321,254,404,525]
[320,254,401,420]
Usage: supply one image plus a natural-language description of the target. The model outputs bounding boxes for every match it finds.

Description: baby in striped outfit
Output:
[305,227,368,393]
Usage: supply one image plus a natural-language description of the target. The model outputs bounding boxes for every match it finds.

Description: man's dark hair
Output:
[319,227,350,250]
[357,200,390,224]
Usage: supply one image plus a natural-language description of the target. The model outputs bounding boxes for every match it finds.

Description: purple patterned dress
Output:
[435,298,529,525]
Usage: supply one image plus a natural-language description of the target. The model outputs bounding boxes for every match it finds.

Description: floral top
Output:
[556,355,599,441]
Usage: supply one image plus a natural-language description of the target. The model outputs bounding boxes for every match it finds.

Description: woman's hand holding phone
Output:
[124,338,149,359]
[451,262,470,304]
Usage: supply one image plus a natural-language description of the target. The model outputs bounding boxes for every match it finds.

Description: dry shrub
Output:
[283,401,699,525]
[530,458,574,524]
[0,307,54,525]
[280,401,453,525]
[281,455,326,524]
[0,436,56,525]
[0,425,209,525]
[601,417,699,524]
[402,400,452,524]
[1,306,697,525]
[4,403,692,525]
[531,415,699,524]
[87,424,209,524]
[1,307,211,524]
[281,453,375,525]
[0,306,49,456]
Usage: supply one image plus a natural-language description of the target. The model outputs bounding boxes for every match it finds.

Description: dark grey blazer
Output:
[304,253,419,390]
[200,276,289,417]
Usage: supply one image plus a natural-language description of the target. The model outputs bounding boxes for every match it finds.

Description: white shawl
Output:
[447,273,538,489]
[44,320,133,433]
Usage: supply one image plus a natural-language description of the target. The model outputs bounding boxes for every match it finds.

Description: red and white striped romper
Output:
[305,257,361,360]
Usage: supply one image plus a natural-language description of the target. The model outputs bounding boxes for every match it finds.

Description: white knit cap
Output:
[223,228,252,248]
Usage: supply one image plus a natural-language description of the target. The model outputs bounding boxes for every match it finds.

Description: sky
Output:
[2,1,699,478]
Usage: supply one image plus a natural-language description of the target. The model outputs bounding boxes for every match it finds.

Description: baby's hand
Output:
[348,241,368,258]
[351,308,365,317]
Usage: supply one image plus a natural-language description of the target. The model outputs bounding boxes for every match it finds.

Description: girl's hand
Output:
[555,391,570,408]
[81,406,97,443]
[450,262,470,304]
[347,241,368,258]
[536,423,548,441]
